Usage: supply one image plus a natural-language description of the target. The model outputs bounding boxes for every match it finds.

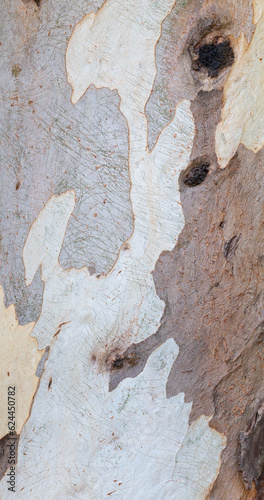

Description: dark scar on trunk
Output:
[183,160,210,187]
[239,402,264,493]
[224,235,240,259]
[197,39,234,77]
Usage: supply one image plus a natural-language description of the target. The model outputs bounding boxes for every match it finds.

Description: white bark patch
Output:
[14,339,224,499]
[0,287,43,438]
[0,0,226,497]
[66,0,176,110]
[216,2,264,168]
[172,415,226,499]
[23,190,76,286]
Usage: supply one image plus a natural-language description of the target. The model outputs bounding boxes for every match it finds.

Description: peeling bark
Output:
[1,0,264,498]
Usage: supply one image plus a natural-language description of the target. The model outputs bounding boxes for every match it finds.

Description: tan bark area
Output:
[0,286,42,439]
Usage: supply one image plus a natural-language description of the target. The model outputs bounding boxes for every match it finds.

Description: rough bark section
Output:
[239,402,264,491]
[210,323,264,499]
[153,134,264,500]
[153,117,264,499]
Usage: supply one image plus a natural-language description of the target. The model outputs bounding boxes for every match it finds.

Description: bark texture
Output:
[0,0,263,498]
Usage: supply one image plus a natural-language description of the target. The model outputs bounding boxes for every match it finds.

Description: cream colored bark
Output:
[0,287,42,438]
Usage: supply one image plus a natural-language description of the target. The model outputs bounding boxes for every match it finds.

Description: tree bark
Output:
[0,0,263,498]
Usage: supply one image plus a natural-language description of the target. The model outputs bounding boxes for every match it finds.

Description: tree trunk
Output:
[0,0,263,498]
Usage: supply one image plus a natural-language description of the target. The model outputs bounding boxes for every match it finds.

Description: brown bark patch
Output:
[210,322,264,499]
[239,402,264,492]
[151,34,264,494]
[154,128,264,499]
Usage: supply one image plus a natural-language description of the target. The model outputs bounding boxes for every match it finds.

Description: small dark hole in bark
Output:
[112,357,124,369]
[198,39,234,77]
[22,0,41,6]
[183,161,210,187]
[48,377,52,390]
[15,181,21,191]
[110,351,139,372]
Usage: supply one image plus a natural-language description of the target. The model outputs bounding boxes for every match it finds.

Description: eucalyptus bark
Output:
[0,0,263,498]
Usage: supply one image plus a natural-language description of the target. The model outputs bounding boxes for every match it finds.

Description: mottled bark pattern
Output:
[1,0,263,497]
